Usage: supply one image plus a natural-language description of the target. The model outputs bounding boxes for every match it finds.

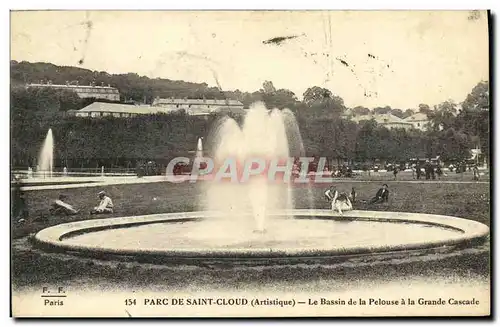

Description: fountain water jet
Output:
[38,129,54,178]
[205,103,299,233]
[196,137,204,159]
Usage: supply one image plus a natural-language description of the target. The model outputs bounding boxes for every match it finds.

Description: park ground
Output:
[12,172,490,239]
[11,174,490,293]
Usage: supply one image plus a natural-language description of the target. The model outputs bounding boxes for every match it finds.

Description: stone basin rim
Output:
[33,209,490,259]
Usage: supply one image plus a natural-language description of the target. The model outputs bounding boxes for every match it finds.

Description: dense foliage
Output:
[10,61,490,169]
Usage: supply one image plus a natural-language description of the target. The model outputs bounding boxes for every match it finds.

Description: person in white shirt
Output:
[325,186,353,214]
[90,191,114,214]
[324,186,338,202]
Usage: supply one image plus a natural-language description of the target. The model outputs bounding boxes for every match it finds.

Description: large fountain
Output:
[202,104,299,233]
[33,103,489,264]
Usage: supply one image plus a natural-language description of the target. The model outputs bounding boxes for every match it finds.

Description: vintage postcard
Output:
[10,10,491,318]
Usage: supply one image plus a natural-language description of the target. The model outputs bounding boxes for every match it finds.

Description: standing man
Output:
[424,160,431,180]
[473,165,480,181]
[436,165,443,180]
[90,191,114,214]
[393,166,399,180]
[12,175,28,222]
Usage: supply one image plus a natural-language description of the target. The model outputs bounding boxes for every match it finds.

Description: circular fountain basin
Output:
[33,210,489,263]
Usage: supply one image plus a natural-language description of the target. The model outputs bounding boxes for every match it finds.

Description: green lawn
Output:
[12,179,490,239]
[11,179,490,290]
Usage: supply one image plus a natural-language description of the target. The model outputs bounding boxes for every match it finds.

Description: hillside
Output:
[10,60,243,104]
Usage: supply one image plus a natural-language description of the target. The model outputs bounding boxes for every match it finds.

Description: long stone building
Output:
[68,98,245,118]
[151,97,244,114]
[349,113,414,130]
[26,81,120,101]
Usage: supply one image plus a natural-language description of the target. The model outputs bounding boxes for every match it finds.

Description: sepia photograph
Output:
[9,9,491,318]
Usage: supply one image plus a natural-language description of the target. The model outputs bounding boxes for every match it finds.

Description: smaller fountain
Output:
[196,137,203,158]
[38,129,54,178]
[195,137,208,173]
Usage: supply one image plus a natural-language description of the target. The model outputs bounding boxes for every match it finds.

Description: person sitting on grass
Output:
[90,191,114,214]
[331,189,353,215]
[350,187,356,203]
[50,194,79,216]
[324,185,338,202]
[325,186,353,214]
[368,184,390,204]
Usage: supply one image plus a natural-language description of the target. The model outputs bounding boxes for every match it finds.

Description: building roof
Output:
[78,102,157,114]
[76,101,247,116]
[153,97,243,106]
[188,106,247,116]
[351,113,412,125]
[405,112,429,122]
[27,83,118,90]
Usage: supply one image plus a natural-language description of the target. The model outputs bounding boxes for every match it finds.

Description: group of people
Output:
[412,162,443,180]
[324,184,389,214]
[50,191,114,216]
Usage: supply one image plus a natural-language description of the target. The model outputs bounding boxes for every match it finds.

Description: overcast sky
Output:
[11,10,489,109]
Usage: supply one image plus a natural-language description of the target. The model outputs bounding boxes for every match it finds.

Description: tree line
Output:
[10,61,490,169]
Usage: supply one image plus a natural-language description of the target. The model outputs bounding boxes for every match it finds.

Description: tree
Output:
[354,119,380,161]
[455,81,490,164]
[403,108,415,119]
[373,106,391,115]
[262,88,298,109]
[462,81,489,112]
[56,89,81,111]
[303,86,332,106]
[418,104,431,114]
[427,128,471,162]
[261,81,276,94]
[352,106,370,116]
[302,86,346,117]
[427,100,457,131]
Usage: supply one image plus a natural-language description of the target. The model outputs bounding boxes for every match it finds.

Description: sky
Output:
[10,10,489,109]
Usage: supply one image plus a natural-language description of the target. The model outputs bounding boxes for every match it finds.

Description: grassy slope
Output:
[11,179,490,289]
[12,179,490,239]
